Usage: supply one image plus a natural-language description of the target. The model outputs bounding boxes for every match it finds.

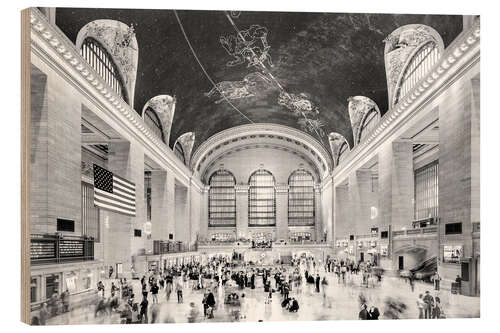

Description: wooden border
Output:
[21,7,31,324]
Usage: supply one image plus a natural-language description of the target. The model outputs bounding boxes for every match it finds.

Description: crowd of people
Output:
[31,253,450,324]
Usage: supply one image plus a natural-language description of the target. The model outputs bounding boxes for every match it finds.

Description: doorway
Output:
[360,252,364,262]
[398,256,404,270]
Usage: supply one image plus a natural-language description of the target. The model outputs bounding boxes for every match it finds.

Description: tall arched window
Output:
[395,42,440,105]
[174,142,185,164]
[359,109,380,143]
[209,170,236,227]
[288,169,315,226]
[337,141,349,166]
[248,169,276,226]
[80,37,128,103]
[144,108,164,143]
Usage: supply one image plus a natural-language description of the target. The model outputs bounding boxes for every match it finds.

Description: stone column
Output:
[150,170,168,241]
[30,64,82,235]
[235,185,249,239]
[165,172,176,240]
[103,141,144,278]
[378,140,414,231]
[175,185,189,243]
[334,185,350,240]
[438,73,479,295]
[189,184,201,247]
[356,169,373,235]
[198,187,209,241]
[275,184,289,241]
[314,185,323,241]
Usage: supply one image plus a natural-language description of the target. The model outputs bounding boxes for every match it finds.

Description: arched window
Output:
[337,141,349,166]
[209,169,236,227]
[144,108,164,143]
[288,169,315,226]
[80,37,128,103]
[358,109,380,143]
[174,142,185,164]
[248,169,276,226]
[395,42,440,105]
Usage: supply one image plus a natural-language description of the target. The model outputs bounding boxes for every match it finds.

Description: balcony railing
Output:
[30,234,94,265]
[392,226,437,238]
[153,240,197,255]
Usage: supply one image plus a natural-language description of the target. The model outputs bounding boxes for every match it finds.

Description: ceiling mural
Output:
[55,8,462,152]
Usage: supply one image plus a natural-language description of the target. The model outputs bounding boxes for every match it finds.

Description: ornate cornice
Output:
[333,22,480,184]
[29,8,204,192]
[191,123,332,180]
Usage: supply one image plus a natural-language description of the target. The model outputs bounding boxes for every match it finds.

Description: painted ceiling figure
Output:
[220,24,273,68]
[278,91,319,117]
[298,118,325,137]
[205,72,271,104]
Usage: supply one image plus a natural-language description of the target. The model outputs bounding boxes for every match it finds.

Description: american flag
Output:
[93,164,136,217]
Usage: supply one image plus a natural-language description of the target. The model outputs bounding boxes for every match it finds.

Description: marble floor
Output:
[45,269,480,325]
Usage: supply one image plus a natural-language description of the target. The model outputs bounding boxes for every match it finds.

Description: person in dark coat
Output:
[358,304,369,320]
[315,274,320,293]
[206,289,216,317]
[369,306,380,320]
[140,296,149,323]
[289,298,299,312]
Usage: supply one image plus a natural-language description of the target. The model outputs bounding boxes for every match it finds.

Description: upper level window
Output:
[288,169,315,226]
[80,37,128,103]
[359,109,380,143]
[414,161,439,221]
[395,42,440,105]
[174,142,185,164]
[337,141,349,165]
[144,108,164,143]
[208,169,236,227]
[248,169,276,227]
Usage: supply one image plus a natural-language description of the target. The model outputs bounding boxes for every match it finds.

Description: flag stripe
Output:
[94,197,135,212]
[94,200,135,216]
[113,174,135,190]
[113,187,136,201]
[113,179,135,195]
[94,188,136,207]
[113,183,135,198]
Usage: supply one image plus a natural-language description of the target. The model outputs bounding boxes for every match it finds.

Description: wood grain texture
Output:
[21,7,31,325]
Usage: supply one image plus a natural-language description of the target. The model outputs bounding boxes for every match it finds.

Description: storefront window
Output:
[30,276,40,303]
[45,274,60,299]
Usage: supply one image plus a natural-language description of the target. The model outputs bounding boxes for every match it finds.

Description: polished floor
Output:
[45,269,479,325]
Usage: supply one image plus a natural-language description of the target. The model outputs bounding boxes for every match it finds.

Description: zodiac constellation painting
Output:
[210,15,326,139]
[219,24,273,68]
[204,72,271,104]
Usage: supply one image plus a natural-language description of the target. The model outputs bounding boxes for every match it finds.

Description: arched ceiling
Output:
[55,8,462,151]
[192,124,332,183]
